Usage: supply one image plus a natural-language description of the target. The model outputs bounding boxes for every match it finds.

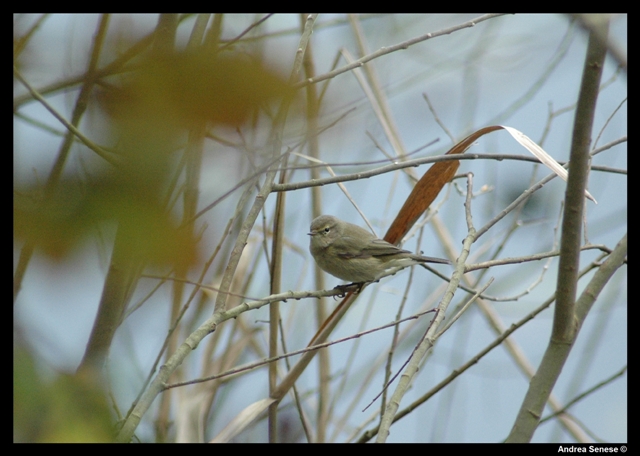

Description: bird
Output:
[308,215,449,284]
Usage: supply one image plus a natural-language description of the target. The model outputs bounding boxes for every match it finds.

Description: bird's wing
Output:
[359,239,409,258]
[334,237,370,259]
[331,236,391,259]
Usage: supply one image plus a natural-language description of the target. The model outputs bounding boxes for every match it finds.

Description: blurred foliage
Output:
[100,50,294,128]
[14,48,294,266]
[14,343,113,442]
[14,35,297,441]
[14,174,197,265]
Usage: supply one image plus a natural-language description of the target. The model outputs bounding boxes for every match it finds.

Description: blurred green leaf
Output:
[14,345,113,442]
[100,49,294,128]
[14,173,197,266]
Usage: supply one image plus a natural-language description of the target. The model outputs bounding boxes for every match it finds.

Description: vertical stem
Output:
[506,16,609,443]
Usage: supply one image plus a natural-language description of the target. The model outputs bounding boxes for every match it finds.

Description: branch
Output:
[294,14,506,88]
[506,19,614,442]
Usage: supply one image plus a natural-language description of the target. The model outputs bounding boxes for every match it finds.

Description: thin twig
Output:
[295,14,506,88]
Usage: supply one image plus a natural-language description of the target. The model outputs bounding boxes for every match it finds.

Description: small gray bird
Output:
[308,215,450,283]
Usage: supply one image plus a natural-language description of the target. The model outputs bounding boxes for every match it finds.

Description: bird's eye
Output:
[323,228,330,234]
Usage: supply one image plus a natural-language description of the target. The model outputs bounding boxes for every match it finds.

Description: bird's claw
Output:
[333,282,365,297]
